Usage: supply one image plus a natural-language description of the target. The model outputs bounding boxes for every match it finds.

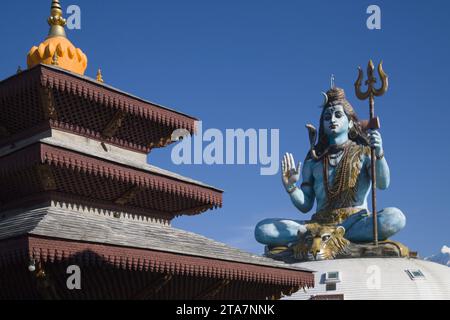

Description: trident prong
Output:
[354,60,389,247]
[355,60,388,100]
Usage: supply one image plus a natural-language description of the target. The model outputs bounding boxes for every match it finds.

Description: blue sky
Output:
[0,0,449,257]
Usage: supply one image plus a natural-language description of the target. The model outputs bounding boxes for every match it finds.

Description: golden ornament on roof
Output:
[27,0,88,75]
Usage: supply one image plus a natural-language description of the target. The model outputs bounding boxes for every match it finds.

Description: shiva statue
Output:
[255,87,407,261]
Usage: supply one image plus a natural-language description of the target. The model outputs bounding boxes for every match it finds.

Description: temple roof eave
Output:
[0,236,315,295]
[0,204,314,282]
[0,64,200,154]
[0,131,223,194]
[0,143,223,218]
[26,64,199,122]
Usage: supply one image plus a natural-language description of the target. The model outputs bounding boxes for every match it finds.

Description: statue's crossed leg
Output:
[255,207,406,247]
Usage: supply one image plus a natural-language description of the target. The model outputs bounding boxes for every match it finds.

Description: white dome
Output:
[284,258,450,300]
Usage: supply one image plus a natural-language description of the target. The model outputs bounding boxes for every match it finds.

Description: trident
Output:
[354,60,389,246]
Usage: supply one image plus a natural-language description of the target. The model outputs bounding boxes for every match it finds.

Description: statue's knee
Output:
[255,219,281,244]
[377,207,406,241]
[255,219,278,236]
[254,219,305,246]
[256,218,278,228]
[382,207,406,230]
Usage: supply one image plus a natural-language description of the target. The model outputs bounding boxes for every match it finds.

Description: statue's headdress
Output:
[322,87,354,111]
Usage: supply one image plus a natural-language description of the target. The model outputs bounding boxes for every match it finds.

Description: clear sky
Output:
[0,0,449,257]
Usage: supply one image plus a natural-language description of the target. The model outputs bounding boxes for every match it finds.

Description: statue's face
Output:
[323,105,353,138]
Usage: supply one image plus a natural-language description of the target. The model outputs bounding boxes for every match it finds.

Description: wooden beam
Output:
[132,274,173,300]
[102,111,126,139]
[0,125,10,139]
[172,204,214,217]
[39,86,58,120]
[114,186,141,206]
[194,279,230,300]
[147,136,173,150]
[35,264,60,300]
[36,165,57,191]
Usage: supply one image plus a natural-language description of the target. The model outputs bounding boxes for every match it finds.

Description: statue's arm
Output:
[375,156,391,190]
[367,130,391,190]
[289,160,315,213]
[365,154,390,190]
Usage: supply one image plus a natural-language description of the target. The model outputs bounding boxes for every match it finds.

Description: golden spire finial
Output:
[47,0,67,38]
[27,0,88,75]
[97,69,104,83]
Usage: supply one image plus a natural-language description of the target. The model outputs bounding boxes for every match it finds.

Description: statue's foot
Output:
[379,240,410,257]
[343,240,411,258]
[267,245,290,255]
[264,245,297,262]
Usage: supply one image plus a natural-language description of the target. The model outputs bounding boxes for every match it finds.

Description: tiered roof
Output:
[0,0,314,300]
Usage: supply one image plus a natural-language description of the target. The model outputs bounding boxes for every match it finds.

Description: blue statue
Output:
[255,87,407,260]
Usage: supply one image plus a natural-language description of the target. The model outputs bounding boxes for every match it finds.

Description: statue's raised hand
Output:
[282,153,301,190]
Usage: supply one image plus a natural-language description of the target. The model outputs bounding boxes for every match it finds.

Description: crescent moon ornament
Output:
[321,92,329,107]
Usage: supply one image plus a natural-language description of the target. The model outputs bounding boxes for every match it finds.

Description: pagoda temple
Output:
[0,0,314,300]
